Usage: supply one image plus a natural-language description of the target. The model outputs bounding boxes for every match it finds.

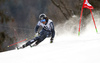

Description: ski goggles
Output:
[41,19,46,23]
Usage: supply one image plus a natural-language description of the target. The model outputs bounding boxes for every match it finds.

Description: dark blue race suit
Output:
[25,19,55,46]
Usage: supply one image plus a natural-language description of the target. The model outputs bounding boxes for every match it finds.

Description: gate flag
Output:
[78,0,98,36]
[83,0,94,9]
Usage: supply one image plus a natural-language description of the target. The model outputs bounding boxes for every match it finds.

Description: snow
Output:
[0,13,100,63]
[0,35,100,63]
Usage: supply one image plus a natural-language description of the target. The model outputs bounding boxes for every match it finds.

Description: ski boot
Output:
[17,44,26,50]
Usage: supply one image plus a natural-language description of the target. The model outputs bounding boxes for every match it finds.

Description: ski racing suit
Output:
[25,19,55,47]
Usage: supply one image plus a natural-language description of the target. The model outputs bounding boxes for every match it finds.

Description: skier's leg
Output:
[22,39,36,48]
[30,30,47,47]
[30,34,46,47]
[35,35,46,45]
[22,36,40,48]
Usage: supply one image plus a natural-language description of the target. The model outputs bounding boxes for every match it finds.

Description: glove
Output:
[35,32,39,37]
[50,38,53,43]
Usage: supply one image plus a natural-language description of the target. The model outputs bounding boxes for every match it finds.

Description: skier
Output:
[19,13,55,48]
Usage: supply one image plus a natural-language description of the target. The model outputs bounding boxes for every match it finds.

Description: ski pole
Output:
[7,32,38,47]
[7,36,34,47]
[7,38,28,47]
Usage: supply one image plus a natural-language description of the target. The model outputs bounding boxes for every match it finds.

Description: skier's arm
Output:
[35,25,40,33]
[35,21,40,33]
[50,22,55,40]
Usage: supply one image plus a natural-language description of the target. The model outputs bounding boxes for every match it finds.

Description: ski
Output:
[16,44,37,50]
[17,46,24,50]
[30,44,37,47]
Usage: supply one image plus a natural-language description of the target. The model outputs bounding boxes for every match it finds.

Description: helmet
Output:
[39,13,47,20]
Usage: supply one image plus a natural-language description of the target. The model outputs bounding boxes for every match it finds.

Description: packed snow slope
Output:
[0,11,100,63]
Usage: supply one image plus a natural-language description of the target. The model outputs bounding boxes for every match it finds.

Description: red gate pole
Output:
[90,9,98,33]
[78,6,84,36]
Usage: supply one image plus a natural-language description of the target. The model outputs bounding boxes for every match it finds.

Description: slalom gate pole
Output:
[90,9,98,33]
[7,38,27,47]
[78,6,84,36]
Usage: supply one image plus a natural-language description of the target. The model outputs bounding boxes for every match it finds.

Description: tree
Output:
[0,0,15,52]
[51,0,73,20]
